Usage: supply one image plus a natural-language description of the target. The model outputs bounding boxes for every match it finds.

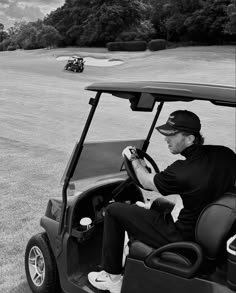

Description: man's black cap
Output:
[156,110,201,136]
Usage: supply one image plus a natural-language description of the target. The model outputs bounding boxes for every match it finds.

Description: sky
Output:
[0,0,65,29]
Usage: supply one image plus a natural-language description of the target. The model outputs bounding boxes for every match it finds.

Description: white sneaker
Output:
[88,270,123,293]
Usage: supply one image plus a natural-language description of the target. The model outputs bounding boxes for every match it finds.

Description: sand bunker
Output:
[57,56,123,67]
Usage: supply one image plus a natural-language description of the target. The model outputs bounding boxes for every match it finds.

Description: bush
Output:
[7,45,17,51]
[148,39,167,51]
[107,41,147,51]
[0,39,11,51]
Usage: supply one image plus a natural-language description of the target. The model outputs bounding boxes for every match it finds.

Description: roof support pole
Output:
[58,91,101,236]
[142,101,164,152]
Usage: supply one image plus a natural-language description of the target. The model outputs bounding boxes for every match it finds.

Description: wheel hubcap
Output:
[28,246,45,286]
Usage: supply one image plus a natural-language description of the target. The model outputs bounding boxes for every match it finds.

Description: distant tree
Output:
[0,23,6,43]
[4,0,231,48]
[48,8,71,45]
[44,0,151,46]
[116,20,155,41]
[37,25,62,48]
[151,0,203,41]
[16,24,38,49]
[78,0,149,45]
[6,20,62,50]
[225,0,236,34]
[184,0,231,43]
[115,1,155,42]
[65,24,82,45]
[0,39,11,51]
[7,21,28,45]
[164,12,187,41]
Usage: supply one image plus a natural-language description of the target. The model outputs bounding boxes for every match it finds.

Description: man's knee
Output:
[105,202,124,217]
[105,202,141,222]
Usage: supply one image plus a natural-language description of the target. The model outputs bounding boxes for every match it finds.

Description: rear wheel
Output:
[25,233,60,293]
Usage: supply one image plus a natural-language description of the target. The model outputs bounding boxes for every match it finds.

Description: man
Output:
[88,110,236,293]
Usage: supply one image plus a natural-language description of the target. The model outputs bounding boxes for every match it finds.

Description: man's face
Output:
[165,132,191,154]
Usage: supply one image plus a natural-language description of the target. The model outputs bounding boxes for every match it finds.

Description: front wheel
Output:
[25,232,60,293]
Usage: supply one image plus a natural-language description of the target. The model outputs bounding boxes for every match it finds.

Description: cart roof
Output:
[70,56,83,59]
[85,81,236,107]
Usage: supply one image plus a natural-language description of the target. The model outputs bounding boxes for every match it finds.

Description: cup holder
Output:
[72,217,95,243]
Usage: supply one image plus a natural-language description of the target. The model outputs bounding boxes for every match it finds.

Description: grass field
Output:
[0,45,235,293]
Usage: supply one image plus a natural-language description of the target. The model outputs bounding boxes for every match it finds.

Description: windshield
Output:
[61,138,145,181]
[61,93,156,192]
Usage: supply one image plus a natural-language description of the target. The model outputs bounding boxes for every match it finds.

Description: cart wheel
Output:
[25,233,60,293]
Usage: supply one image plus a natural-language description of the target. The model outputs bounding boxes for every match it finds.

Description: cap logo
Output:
[167,115,175,125]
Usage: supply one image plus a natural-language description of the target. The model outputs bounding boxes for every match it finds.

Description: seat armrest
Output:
[129,240,154,261]
[145,241,203,278]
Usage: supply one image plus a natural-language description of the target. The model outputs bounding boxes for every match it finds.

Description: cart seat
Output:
[128,188,236,278]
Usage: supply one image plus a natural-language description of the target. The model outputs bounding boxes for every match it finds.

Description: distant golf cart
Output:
[25,81,236,293]
[64,56,85,72]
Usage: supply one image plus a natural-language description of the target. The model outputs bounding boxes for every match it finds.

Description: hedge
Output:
[107,41,147,51]
[0,39,11,51]
[7,45,17,51]
[148,39,167,51]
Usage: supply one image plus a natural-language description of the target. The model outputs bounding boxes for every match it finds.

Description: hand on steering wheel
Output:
[122,146,139,161]
[123,147,159,190]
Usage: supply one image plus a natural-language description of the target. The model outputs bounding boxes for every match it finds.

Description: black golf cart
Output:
[25,81,236,293]
[64,56,85,72]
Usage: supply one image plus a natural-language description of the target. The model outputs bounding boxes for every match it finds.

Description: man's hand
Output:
[122,146,139,161]
[136,201,151,209]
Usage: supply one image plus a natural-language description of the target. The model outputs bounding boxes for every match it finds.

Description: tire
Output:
[25,232,60,293]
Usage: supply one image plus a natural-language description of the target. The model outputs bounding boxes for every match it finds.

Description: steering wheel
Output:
[111,148,160,202]
[123,148,159,190]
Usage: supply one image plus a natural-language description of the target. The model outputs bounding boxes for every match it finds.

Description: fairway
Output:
[0,46,235,293]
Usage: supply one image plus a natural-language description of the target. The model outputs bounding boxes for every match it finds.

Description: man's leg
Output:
[88,202,182,292]
[101,202,181,274]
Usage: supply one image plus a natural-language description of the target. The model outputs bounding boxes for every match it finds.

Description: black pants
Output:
[101,202,183,274]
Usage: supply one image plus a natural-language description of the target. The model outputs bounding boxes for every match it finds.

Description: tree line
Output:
[0,0,235,51]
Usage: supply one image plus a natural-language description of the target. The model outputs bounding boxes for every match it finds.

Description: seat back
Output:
[195,188,236,261]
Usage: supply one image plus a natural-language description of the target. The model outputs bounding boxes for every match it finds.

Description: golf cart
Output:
[25,81,236,293]
[64,56,85,72]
